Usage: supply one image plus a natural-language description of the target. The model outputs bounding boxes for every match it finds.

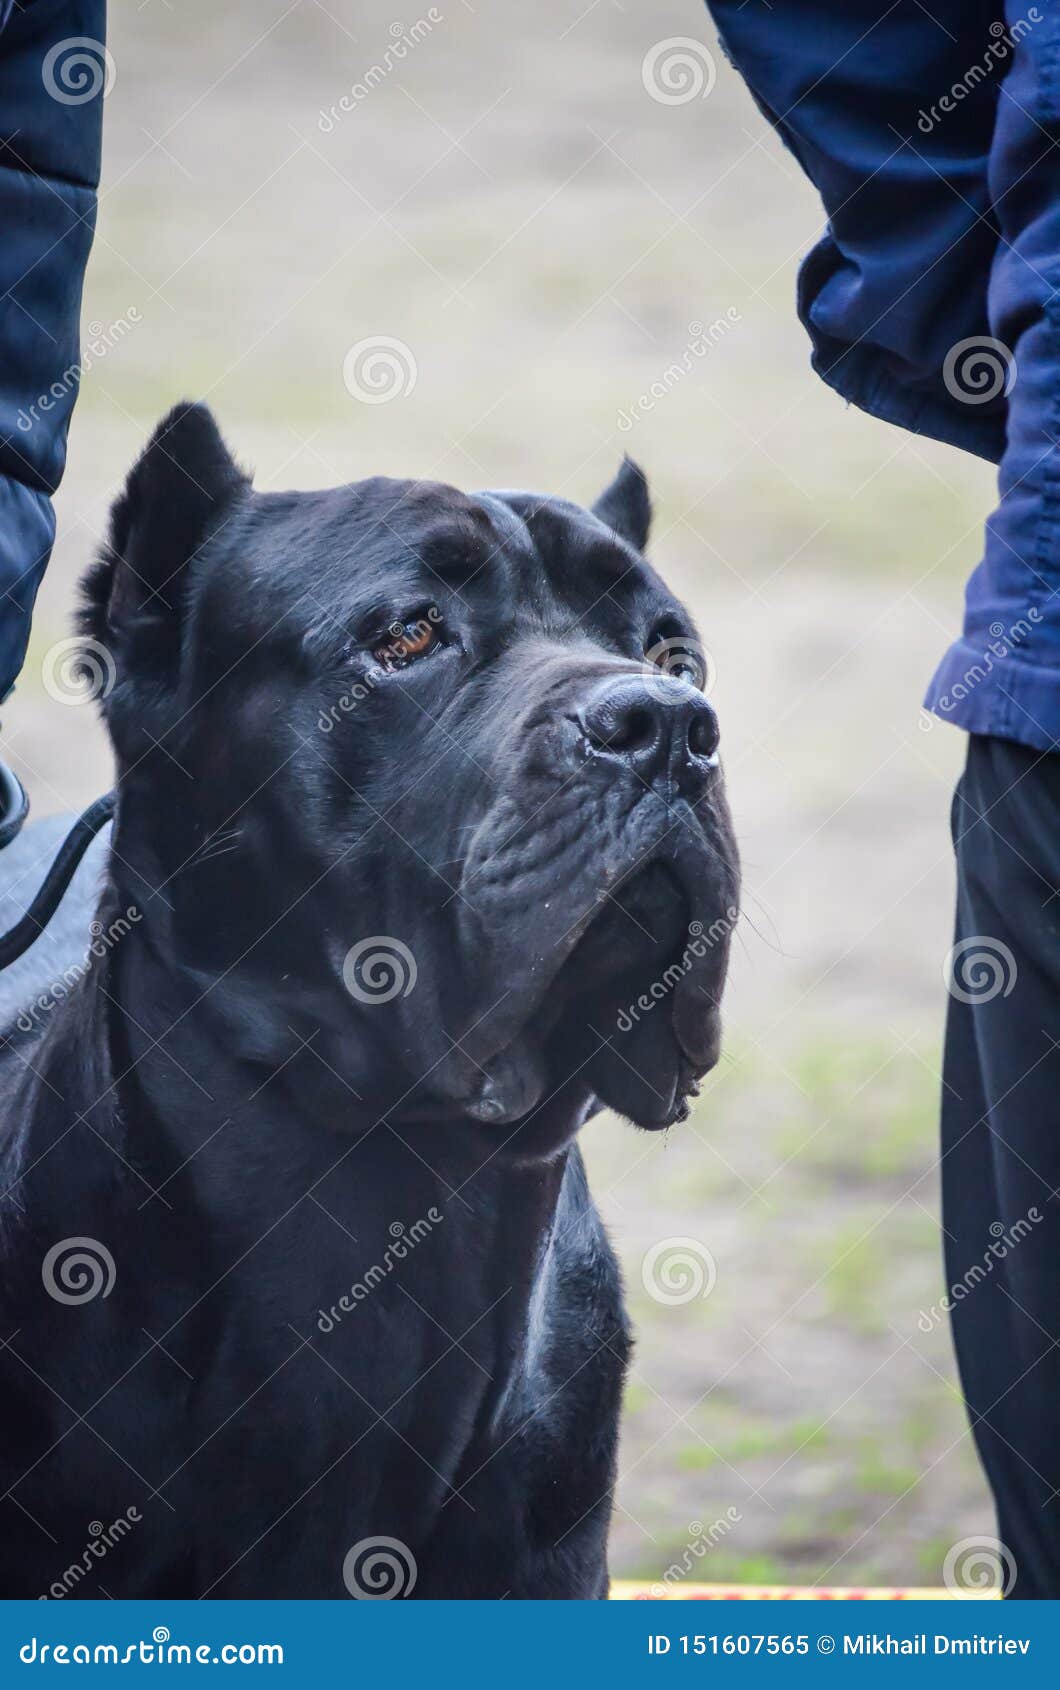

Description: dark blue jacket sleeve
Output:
[0,0,105,699]
[704,0,1008,463]
[704,1,1060,749]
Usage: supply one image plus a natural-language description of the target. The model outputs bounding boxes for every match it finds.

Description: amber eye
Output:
[644,621,706,689]
[373,610,441,671]
[400,621,435,657]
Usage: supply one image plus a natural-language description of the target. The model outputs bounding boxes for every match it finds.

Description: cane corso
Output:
[0,404,738,1598]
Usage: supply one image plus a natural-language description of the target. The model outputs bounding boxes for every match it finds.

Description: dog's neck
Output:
[10,903,587,1515]
[25,875,584,1360]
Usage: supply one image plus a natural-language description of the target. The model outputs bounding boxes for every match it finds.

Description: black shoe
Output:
[0,759,28,850]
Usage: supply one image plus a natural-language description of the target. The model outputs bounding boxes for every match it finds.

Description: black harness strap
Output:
[0,792,117,968]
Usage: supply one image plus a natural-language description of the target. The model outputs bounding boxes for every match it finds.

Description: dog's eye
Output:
[373,611,442,672]
[644,621,705,688]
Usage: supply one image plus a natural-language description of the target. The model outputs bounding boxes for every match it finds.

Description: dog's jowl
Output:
[0,405,739,1599]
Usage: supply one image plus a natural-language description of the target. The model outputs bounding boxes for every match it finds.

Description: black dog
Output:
[0,405,738,1599]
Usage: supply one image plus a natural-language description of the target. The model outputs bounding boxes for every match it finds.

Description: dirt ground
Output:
[8,0,1000,1585]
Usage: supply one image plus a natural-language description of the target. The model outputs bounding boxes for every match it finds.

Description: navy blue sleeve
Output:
[925,4,1060,748]
[704,0,1008,462]
[0,0,105,699]
[703,1,1060,749]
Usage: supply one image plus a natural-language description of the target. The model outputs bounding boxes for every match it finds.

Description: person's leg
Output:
[943,735,1060,1597]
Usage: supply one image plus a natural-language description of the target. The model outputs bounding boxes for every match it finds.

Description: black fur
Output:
[0,406,738,1599]
[592,456,651,553]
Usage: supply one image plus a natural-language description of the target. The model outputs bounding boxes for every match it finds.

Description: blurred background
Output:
[13,0,1000,1586]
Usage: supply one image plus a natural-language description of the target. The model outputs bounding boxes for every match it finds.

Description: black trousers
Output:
[944,735,1060,1599]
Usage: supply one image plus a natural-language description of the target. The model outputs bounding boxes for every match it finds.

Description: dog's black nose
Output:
[578,675,719,793]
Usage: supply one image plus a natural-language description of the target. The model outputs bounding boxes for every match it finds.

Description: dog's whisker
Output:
[167,830,249,879]
[736,888,787,957]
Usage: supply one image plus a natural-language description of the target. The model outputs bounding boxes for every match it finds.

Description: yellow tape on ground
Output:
[609,1582,1000,1600]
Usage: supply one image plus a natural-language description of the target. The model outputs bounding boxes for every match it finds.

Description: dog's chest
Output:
[0,1121,629,1597]
[177,1180,626,1596]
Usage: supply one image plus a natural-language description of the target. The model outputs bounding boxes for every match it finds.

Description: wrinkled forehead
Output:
[224,476,652,629]
[476,487,648,601]
[356,478,645,602]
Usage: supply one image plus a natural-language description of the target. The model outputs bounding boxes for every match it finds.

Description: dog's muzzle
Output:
[576,674,720,799]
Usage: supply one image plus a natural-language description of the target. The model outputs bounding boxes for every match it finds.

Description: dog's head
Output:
[83,404,738,1152]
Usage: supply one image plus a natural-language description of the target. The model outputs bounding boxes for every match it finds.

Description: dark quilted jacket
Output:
[0,0,104,697]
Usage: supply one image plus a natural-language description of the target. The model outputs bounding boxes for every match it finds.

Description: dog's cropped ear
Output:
[592,456,651,552]
[80,401,247,684]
